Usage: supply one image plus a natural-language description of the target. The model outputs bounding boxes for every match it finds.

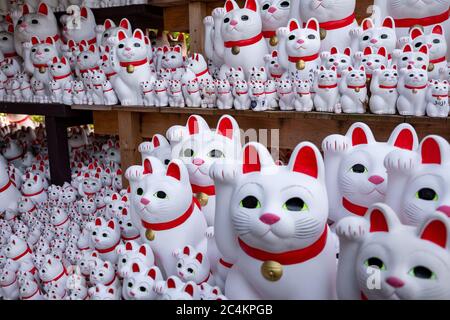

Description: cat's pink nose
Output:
[408,61,415,65]
[230,19,238,26]
[427,44,432,48]
[297,39,305,44]
[370,39,378,44]
[386,277,405,288]
[367,62,372,66]
[125,47,131,51]
[259,213,280,225]
[192,158,204,166]
[268,6,277,13]
[140,197,150,205]
[437,205,450,217]
[368,175,384,185]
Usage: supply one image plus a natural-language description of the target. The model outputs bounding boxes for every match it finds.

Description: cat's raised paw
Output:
[335,216,368,241]
[322,134,350,153]
[384,149,418,175]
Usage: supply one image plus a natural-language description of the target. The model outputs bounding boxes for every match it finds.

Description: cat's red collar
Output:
[79,66,99,74]
[433,94,448,98]
[53,72,72,80]
[23,188,44,198]
[379,85,397,89]
[122,234,140,241]
[192,184,215,196]
[104,273,117,287]
[141,198,198,231]
[0,180,13,193]
[318,83,338,89]
[6,150,25,162]
[42,266,67,285]
[238,226,328,265]
[430,56,446,64]
[96,238,121,254]
[1,276,17,288]
[394,9,450,28]
[262,30,276,38]
[196,68,209,78]
[342,197,368,216]
[198,272,211,285]
[33,63,48,69]
[405,84,427,90]
[53,215,69,227]
[12,246,32,261]
[347,84,366,90]
[288,52,319,63]
[271,73,282,79]
[303,13,356,31]
[106,71,117,78]
[219,258,233,268]
[119,58,148,69]
[224,33,263,49]
[187,89,200,94]
[21,287,41,300]
[3,52,17,58]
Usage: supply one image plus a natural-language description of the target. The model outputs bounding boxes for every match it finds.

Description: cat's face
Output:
[76,45,100,69]
[159,278,196,300]
[104,193,127,218]
[402,65,428,87]
[176,246,210,283]
[0,30,15,54]
[295,80,311,92]
[39,255,63,282]
[124,263,160,300]
[429,80,449,96]
[250,80,265,93]
[260,0,290,30]
[277,79,292,93]
[397,44,429,70]
[360,47,388,74]
[266,50,285,76]
[227,67,245,84]
[21,174,44,194]
[357,205,450,300]
[78,198,96,216]
[234,80,248,92]
[116,29,147,63]
[386,0,450,18]
[161,46,183,69]
[378,66,398,87]
[400,136,450,226]
[410,25,447,60]
[91,218,120,249]
[186,53,207,73]
[61,7,96,43]
[118,208,139,238]
[187,80,200,91]
[217,80,231,91]
[323,47,352,75]
[249,66,267,82]
[50,57,70,75]
[265,79,276,90]
[90,70,106,85]
[317,67,337,85]
[221,0,262,41]
[285,19,320,57]
[100,19,132,47]
[174,116,241,186]
[231,142,328,252]
[15,4,58,40]
[91,261,115,285]
[299,0,355,22]
[344,66,366,86]
[170,80,181,91]
[359,18,396,53]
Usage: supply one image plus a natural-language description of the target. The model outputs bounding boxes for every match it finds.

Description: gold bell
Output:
[296,59,306,70]
[195,192,209,207]
[355,87,360,93]
[126,64,135,74]
[413,89,418,94]
[231,46,240,55]
[145,229,155,241]
[428,62,435,72]
[319,28,327,40]
[269,35,278,47]
[261,260,283,282]
[39,66,46,74]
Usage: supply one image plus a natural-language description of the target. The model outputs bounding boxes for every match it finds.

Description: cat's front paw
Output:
[397,36,411,48]
[335,216,368,242]
[166,125,186,143]
[349,27,362,39]
[22,42,32,51]
[384,149,418,175]
[205,226,214,238]
[212,8,225,19]
[106,36,119,47]
[153,281,166,294]
[125,165,144,182]
[95,24,105,34]
[320,51,330,61]
[209,161,239,183]
[203,16,214,27]
[276,27,289,39]
[353,51,363,61]
[138,141,153,155]
[322,134,350,154]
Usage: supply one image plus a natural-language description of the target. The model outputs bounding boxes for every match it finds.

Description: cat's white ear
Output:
[119,18,131,32]
[242,142,274,174]
[37,3,49,16]
[104,19,114,30]
[186,115,209,135]
[166,159,189,183]
[288,142,324,181]
[361,18,374,31]
[417,213,450,249]
[432,24,443,35]
[387,123,418,151]
[216,115,240,141]
[345,122,375,146]
[305,18,319,32]
[244,0,258,12]
[410,27,423,40]
[363,47,373,56]
[142,156,165,175]
[365,203,400,233]
[403,44,412,53]
[225,0,238,12]
[288,19,300,32]
[382,17,395,29]
[133,29,144,40]
[420,135,450,165]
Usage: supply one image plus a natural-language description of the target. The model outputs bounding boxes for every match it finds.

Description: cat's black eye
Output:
[381,34,388,39]
[375,59,380,63]
[118,44,124,49]
[241,15,249,21]
[240,196,260,209]
[134,43,140,47]
[187,268,194,273]
[288,35,295,41]
[417,57,423,61]
[44,48,49,52]
[139,286,146,292]
[31,48,36,53]
[177,263,182,268]
[409,266,435,279]
[102,233,107,237]
[122,258,126,263]
[283,197,306,211]
[362,59,367,63]
[128,282,132,288]
[280,1,289,7]
[341,59,347,63]
[31,19,38,24]
[182,148,194,157]
[271,61,275,64]
[402,57,408,61]
[136,188,144,196]
[365,257,385,270]
[308,34,316,40]
[155,191,167,199]
[433,39,440,44]
[329,58,334,62]
[164,159,170,165]
[351,164,367,173]
[18,19,23,25]
[363,36,370,41]
[2,37,7,41]
[92,231,97,236]
[416,188,438,201]
[224,17,230,23]
[208,149,223,158]
[171,55,176,59]
[262,3,270,10]
[415,42,423,48]
[104,33,109,38]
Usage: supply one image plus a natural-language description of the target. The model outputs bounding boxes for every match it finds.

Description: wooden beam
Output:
[117,111,142,188]
[189,2,207,54]
[164,5,190,32]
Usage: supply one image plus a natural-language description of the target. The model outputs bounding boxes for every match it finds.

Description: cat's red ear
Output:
[330,47,338,55]
[133,29,144,40]
[132,263,140,273]
[139,245,147,256]
[167,278,176,288]
[381,16,394,29]
[108,288,114,294]
[344,47,351,57]
[143,158,152,174]
[363,47,372,56]
[183,246,190,255]
[148,268,156,280]
[244,0,257,12]
[166,162,181,181]
[306,18,319,32]
[7,24,14,33]
[184,283,195,297]
[61,56,67,65]
[410,27,423,40]
[152,135,160,148]
[22,4,30,15]
[432,24,443,35]
[80,7,88,19]
[173,45,181,53]
[104,19,113,30]
[225,0,236,12]
[347,123,374,146]
[419,216,448,249]
[366,204,399,233]
[289,143,322,179]
[272,50,278,57]
[45,37,54,45]
[89,45,96,53]
[289,19,299,32]
[362,18,373,31]
[377,47,387,58]
[403,44,412,52]
[388,124,417,151]
[52,57,58,64]
[31,36,40,46]
[243,144,261,174]
[95,218,102,226]
[195,253,203,263]
[217,115,238,140]
[119,18,130,30]
[125,242,133,250]
[107,220,115,230]
[37,3,49,16]
[118,30,127,41]
[420,136,448,164]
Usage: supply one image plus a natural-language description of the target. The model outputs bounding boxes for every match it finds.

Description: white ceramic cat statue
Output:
[209,141,337,299]
[322,122,418,224]
[260,0,291,51]
[339,66,367,114]
[313,66,340,113]
[426,80,449,117]
[397,65,429,116]
[369,65,399,115]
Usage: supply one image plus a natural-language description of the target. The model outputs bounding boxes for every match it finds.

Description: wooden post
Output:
[188,2,207,54]
[117,111,142,187]
[45,116,71,186]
